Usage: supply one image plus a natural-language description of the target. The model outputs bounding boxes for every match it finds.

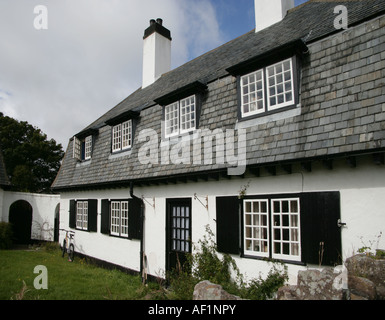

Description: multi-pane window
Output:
[271,199,301,261]
[110,201,129,238]
[84,136,92,160]
[241,70,265,116]
[73,137,81,160]
[73,135,93,161]
[165,95,196,138]
[240,57,295,118]
[244,200,269,257]
[267,59,294,110]
[76,201,88,230]
[112,120,132,153]
[243,198,301,262]
[180,95,196,134]
[171,205,191,253]
[165,102,179,138]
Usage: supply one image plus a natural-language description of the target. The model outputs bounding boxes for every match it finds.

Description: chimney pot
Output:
[156,18,163,26]
[150,19,156,26]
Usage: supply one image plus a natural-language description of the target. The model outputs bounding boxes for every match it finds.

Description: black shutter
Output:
[300,192,342,266]
[69,200,76,229]
[101,199,110,235]
[216,196,240,255]
[88,199,98,232]
[129,198,142,240]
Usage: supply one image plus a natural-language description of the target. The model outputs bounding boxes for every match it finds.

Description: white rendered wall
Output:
[1,191,60,241]
[0,188,4,221]
[59,189,141,272]
[58,156,385,284]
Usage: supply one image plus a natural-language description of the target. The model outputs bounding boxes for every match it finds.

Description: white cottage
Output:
[52,0,385,284]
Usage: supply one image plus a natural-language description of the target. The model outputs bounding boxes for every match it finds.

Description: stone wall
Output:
[345,254,385,300]
[277,254,385,300]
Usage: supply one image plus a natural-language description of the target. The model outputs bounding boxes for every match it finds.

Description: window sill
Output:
[108,234,133,241]
[161,131,195,147]
[236,103,301,130]
[75,159,92,168]
[241,253,306,266]
[109,149,132,160]
[75,228,90,232]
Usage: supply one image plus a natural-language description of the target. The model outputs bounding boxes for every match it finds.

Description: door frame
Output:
[165,198,192,273]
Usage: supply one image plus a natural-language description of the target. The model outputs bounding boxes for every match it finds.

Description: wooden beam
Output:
[250,167,260,177]
[322,159,333,170]
[282,164,292,174]
[346,156,356,168]
[373,153,384,165]
[301,162,312,172]
[265,166,276,176]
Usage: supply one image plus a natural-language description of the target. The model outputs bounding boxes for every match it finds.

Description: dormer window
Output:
[105,110,139,154]
[226,38,308,121]
[154,81,207,139]
[112,120,132,153]
[240,57,295,118]
[266,58,294,110]
[165,95,196,138]
[73,135,93,161]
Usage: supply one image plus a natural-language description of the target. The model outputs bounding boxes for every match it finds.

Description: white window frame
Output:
[84,135,92,160]
[76,201,88,231]
[112,120,132,153]
[165,102,179,138]
[244,199,270,258]
[110,201,129,238]
[112,124,122,153]
[240,69,265,117]
[164,95,196,138]
[121,120,132,150]
[240,57,295,118]
[266,58,295,111]
[271,198,301,262]
[73,135,93,161]
[73,136,81,160]
[243,197,301,262]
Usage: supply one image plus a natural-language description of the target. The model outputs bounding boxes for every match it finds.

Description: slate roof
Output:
[0,147,10,188]
[52,0,385,191]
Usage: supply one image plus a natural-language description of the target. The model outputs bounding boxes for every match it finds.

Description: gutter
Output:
[130,182,147,284]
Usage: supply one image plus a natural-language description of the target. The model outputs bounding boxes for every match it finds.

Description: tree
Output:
[0,112,64,193]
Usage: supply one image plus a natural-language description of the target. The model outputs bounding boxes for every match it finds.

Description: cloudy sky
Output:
[0,0,307,149]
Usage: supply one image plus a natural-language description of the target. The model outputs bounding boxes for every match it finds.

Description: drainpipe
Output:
[130,182,146,284]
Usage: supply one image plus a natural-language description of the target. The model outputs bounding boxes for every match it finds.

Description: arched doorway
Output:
[9,200,33,245]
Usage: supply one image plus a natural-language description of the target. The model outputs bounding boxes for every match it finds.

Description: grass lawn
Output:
[0,246,161,300]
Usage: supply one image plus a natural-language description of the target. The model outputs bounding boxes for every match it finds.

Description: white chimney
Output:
[255,0,295,33]
[142,18,172,89]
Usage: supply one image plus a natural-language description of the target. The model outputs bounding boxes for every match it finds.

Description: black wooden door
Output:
[300,192,342,266]
[166,199,192,272]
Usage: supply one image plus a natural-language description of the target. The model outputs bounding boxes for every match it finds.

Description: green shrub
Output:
[167,225,288,300]
[240,264,288,300]
[0,222,13,249]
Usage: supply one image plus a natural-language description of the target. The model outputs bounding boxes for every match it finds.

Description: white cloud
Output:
[0,0,224,148]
